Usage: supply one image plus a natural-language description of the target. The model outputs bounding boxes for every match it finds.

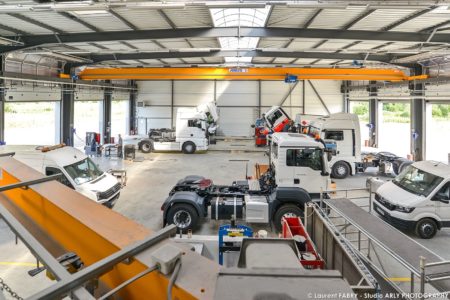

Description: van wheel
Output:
[331,161,350,179]
[166,204,199,232]
[273,204,304,232]
[415,218,438,239]
[140,141,152,153]
[182,142,196,154]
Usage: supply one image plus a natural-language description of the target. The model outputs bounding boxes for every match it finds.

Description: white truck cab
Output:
[270,133,332,194]
[373,161,450,239]
[125,102,218,154]
[11,145,121,207]
[308,113,361,179]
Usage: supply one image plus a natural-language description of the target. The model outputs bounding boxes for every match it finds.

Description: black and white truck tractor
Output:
[161,132,333,232]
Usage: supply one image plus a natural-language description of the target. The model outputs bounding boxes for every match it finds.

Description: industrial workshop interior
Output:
[1,0,450,299]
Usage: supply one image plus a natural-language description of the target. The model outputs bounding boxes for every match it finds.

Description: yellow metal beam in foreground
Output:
[77,67,428,81]
[0,157,219,299]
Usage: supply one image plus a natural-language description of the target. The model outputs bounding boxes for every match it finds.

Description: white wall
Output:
[136,80,344,136]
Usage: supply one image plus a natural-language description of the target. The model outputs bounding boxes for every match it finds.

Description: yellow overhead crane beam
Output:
[0,157,218,299]
[76,67,428,81]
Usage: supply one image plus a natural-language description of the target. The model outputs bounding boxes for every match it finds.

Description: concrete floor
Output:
[1,140,450,298]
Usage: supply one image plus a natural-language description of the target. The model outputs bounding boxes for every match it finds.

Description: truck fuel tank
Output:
[211,196,243,220]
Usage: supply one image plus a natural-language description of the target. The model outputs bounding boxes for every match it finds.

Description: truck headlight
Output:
[394,205,415,213]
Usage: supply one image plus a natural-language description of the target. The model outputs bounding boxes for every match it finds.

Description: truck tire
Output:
[182,141,196,154]
[415,218,438,239]
[273,204,304,232]
[331,161,350,179]
[140,141,152,153]
[166,204,199,232]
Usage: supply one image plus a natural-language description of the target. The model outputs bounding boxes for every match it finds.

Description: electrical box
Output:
[245,195,269,223]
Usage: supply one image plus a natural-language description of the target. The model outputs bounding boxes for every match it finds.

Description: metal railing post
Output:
[411,271,415,293]
[320,188,323,211]
[420,256,426,300]
[369,184,372,213]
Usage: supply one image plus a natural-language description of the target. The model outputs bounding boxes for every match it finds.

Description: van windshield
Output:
[393,165,443,197]
[64,158,103,185]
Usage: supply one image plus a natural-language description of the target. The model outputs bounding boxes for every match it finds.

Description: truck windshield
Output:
[266,110,284,127]
[64,158,103,185]
[308,125,321,137]
[392,166,443,197]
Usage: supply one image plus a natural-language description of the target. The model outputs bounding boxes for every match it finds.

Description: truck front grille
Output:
[98,182,121,200]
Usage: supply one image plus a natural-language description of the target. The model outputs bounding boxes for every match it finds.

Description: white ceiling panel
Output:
[20,12,94,33]
[267,6,318,28]
[164,7,213,28]
[309,7,366,29]
[112,8,172,30]
[349,9,417,31]
[0,14,53,34]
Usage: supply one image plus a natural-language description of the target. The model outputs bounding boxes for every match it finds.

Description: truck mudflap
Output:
[162,191,207,225]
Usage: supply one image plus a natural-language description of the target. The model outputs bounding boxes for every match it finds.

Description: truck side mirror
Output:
[432,193,450,204]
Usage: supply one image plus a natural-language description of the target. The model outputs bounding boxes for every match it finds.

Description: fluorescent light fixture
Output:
[224,57,252,63]
[70,10,111,16]
[125,3,185,9]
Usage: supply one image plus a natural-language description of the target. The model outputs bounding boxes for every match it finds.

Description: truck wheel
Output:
[167,204,199,232]
[331,161,350,179]
[273,204,304,232]
[415,218,438,239]
[140,141,152,153]
[182,141,196,154]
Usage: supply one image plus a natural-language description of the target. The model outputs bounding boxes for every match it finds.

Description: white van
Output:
[373,161,450,239]
[9,145,121,208]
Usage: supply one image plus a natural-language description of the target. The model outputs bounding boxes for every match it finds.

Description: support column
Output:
[341,81,349,113]
[410,65,425,161]
[0,56,4,144]
[368,81,378,147]
[61,84,75,146]
[129,80,137,134]
[258,80,262,117]
[103,82,112,143]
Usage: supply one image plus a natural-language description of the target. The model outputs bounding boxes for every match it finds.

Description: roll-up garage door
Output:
[216,81,258,137]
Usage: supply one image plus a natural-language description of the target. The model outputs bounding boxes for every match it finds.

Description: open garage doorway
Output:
[426,103,450,163]
[4,102,58,145]
[349,101,370,147]
[73,101,101,148]
[111,100,130,140]
[378,102,411,158]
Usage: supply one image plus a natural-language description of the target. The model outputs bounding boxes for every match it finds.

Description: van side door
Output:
[45,167,74,189]
[432,181,450,226]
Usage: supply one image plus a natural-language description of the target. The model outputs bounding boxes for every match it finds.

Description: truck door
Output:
[433,182,450,224]
[324,129,354,157]
[286,148,325,194]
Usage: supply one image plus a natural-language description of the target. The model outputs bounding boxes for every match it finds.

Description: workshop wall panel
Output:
[136,106,172,134]
[216,81,258,106]
[137,81,172,105]
[304,80,343,115]
[218,107,258,137]
[174,81,214,106]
